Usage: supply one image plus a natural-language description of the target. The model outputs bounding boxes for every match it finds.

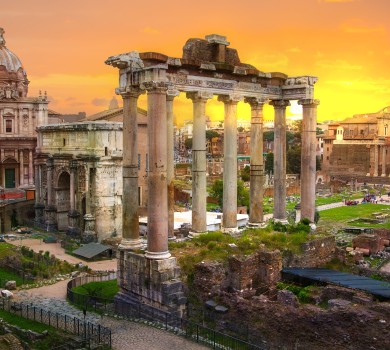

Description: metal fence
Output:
[0,299,111,348]
[67,273,265,350]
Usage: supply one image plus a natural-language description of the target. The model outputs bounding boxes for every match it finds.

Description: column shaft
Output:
[69,165,75,212]
[374,145,379,177]
[188,92,212,234]
[381,145,386,177]
[19,150,24,187]
[271,100,290,222]
[34,165,40,203]
[219,95,240,231]
[246,98,265,225]
[299,99,320,222]
[167,92,179,239]
[145,83,170,259]
[28,150,33,185]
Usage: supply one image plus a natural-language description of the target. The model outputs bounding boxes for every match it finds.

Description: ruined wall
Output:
[329,144,370,176]
[283,236,336,267]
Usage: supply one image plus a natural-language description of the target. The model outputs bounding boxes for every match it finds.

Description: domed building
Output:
[0,27,49,190]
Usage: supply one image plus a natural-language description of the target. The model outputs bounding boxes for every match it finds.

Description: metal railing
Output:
[67,273,265,350]
[0,299,111,348]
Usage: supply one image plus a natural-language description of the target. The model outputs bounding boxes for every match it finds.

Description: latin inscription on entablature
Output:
[167,74,235,90]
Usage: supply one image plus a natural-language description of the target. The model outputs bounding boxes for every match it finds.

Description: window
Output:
[5,120,12,133]
[146,154,149,171]
[138,154,141,170]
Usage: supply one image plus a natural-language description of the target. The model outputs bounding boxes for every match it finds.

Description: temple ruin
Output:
[106,34,319,315]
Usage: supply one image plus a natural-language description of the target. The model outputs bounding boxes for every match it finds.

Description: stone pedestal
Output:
[82,213,97,243]
[44,205,57,232]
[34,203,45,226]
[116,251,186,319]
[67,210,80,237]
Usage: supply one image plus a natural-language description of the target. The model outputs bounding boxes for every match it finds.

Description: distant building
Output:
[0,28,49,190]
[321,107,390,184]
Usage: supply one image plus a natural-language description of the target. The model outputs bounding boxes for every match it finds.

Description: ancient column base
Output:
[221,226,240,235]
[67,210,81,237]
[168,235,177,241]
[115,251,186,322]
[247,222,266,228]
[145,250,171,260]
[34,203,45,227]
[118,238,144,250]
[273,218,289,225]
[81,230,97,243]
[44,205,57,232]
[188,230,207,239]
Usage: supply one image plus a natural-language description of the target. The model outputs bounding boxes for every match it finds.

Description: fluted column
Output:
[373,144,379,177]
[68,159,80,236]
[45,157,57,231]
[19,150,24,187]
[167,90,179,240]
[144,82,171,260]
[28,150,33,185]
[381,145,386,177]
[219,94,242,233]
[69,160,77,212]
[245,97,266,226]
[299,99,320,222]
[83,162,96,242]
[187,91,213,236]
[270,100,290,223]
[120,89,143,250]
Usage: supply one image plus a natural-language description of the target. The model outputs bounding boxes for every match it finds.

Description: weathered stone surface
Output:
[328,298,351,311]
[5,281,16,290]
[277,289,299,308]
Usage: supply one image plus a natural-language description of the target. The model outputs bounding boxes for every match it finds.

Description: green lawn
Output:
[0,268,31,287]
[71,279,119,300]
[319,204,390,228]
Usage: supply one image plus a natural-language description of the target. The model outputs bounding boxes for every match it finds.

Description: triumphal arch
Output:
[106,34,319,316]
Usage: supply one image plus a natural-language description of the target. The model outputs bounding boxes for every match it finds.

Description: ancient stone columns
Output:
[167,90,179,240]
[44,157,57,231]
[144,82,171,260]
[299,99,319,222]
[219,95,241,232]
[120,90,143,250]
[374,144,379,177]
[19,150,24,187]
[67,159,80,236]
[246,97,266,226]
[187,91,212,235]
[381,146,387,177]
[270,100,290,223]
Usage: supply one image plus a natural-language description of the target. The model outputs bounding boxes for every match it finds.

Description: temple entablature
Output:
[106,35,318,102]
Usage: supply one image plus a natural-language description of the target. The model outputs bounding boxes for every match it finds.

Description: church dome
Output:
[0,34,23,72]
[0,28,29,98]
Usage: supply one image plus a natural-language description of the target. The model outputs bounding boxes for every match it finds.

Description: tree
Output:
[184,137,192,149]
[287,147,301,174]
[209,179,249,208]
[263,131,274,142]
[206,130,219,140]
[264,152,274,174]
[237,126,245,132]
[240,166,250,182]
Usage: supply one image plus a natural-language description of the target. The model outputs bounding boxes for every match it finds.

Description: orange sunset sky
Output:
[1,0,390,125]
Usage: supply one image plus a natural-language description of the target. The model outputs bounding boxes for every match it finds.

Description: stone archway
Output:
[56,171,70,230]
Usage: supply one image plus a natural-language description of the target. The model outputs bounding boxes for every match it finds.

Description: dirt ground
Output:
[5,237,117,271]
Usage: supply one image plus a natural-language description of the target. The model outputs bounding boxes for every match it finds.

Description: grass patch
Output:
[71,280,119,300]
[318,204,390,228]
[0,268,29,287]
[0,308,70,349]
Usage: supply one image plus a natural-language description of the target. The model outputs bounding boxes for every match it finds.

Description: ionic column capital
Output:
[218,94,243,104]
[244,97,268,109]
[298,99,320,107]
[69,159,78,171]
[46,157,54,169]
[270,99,290,109]
[186,91,213,102]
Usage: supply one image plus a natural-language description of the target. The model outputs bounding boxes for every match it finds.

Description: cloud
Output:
[318,0,355,2]
[65,97,76,102]
[92,98,109,107]
[286,48,301,53]
[250,53,289,70]
[143,27,160,35]
[343,25,385,34]
[324,78,390,94]
[316,59,362,70]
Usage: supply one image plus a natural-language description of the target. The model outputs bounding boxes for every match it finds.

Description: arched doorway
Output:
[56,171,70,230]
